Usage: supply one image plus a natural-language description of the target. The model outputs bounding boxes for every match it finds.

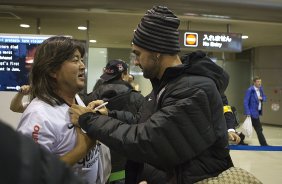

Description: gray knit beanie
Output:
[132,6,180,54]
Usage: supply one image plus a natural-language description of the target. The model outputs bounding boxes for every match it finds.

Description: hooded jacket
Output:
[79,51,233,184]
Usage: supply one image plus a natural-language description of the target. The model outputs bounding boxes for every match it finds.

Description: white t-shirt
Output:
[17,94,101,184]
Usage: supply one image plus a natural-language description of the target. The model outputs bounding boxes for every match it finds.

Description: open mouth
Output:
[78,73,85,79]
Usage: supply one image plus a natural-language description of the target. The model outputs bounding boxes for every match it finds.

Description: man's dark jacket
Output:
[79,51,233,184]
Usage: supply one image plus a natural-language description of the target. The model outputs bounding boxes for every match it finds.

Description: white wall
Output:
[87,48,107,94]
[134,75,152,96]
[0,91,24,129]
[253,46,282,125]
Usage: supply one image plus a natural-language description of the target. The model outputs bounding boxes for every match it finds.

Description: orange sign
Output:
[184,32,198,47]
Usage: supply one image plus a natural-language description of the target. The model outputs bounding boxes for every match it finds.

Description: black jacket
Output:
[79,51,233,184]
[184,52,236,130]
[0,120,85,184]
[222,94,237,130]
[84,80,144,115]
[84,79,145,173]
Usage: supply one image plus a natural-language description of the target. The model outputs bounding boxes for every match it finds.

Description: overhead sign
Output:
[180,30,242,52]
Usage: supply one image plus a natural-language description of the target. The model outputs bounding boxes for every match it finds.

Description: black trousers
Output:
[251,117,268,146]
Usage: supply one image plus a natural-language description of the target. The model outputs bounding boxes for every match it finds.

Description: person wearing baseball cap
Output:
[83,59,145,184]
[100,59,128,82]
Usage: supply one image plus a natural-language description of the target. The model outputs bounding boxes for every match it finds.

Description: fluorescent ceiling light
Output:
[78,26,87,30]
[242,35,249,39]
[201,14,230,19]
[184,13,198,16]
[20,24,30,28]
[89,39,97,43]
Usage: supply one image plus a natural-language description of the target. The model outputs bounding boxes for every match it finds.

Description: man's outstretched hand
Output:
[87,100,109,116]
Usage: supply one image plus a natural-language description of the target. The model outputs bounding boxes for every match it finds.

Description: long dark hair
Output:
[30,36,85,106]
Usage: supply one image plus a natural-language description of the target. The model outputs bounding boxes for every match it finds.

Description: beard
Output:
[142,69,154,79]
[142,70,150,79]
[140,54,159,79]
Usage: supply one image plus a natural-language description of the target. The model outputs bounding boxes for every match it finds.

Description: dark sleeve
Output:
[221,93,228,105]
[0,122,21,184]
[107,92,145,124]
[108,110,140,124]
[23,136,85,184]
[132,92,145,113]
[225,111,235,129]
[79,86,218,170]
[221,93,235,129]
[0,121,85,184]
[139,163,167,184]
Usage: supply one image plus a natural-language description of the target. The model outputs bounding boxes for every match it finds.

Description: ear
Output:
[157,53,161,59]
[152,53,161,62]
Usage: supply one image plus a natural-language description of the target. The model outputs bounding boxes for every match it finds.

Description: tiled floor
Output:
[230,124,282,184]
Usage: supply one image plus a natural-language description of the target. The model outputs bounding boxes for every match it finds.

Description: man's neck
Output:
[157,55,181,79]
[254,85,260,89]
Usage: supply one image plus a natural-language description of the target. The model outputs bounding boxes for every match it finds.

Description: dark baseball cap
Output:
[100,59,128,82]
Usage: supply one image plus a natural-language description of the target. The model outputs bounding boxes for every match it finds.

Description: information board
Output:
[0,34,50,91]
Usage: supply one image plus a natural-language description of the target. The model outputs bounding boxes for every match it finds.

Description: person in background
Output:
[10,85,31,113]
[16,36,108,184]
[244,76,268,146]
[84,59,145,184]
[180,52,246,146]
[0,119,85,184]
[180,52,245,145]
[92,78,105,92]
[85,59,144,112]
[69,6,233,184]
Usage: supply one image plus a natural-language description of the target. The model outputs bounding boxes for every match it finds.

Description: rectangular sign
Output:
[0,34,51,91]
[180,30,242,52]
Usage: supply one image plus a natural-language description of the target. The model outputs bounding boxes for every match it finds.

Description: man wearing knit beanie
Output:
[132,6,180,54]
[70,5,233,184]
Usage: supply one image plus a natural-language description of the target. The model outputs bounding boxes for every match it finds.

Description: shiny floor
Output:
[230,124,282,184]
